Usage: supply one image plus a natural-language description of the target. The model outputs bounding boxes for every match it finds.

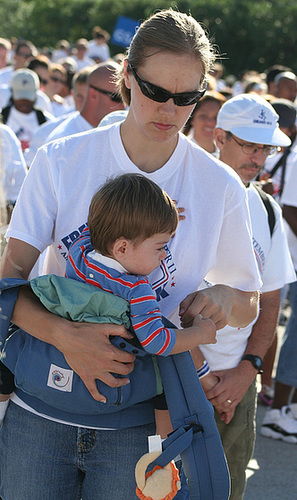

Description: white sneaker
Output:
[289,403,297,420]
[260,406,297,444]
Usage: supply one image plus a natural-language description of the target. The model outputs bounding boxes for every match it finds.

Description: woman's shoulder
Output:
[181,133,245,189]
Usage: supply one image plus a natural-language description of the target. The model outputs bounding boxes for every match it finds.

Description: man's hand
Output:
[180,285,258,330]
[204,363,257,424]
[180,286,234,330]
[55,322,136,402]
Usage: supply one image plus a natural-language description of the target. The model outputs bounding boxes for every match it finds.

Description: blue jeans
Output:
[0,402,155,500]
[276,276,297,387]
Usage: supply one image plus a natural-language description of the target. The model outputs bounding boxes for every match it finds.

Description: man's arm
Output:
[180,285,259,330]
[0,238,136,402]
[205,289,280,423]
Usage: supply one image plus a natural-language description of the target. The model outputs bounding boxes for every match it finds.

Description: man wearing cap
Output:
[0,68,53,154]
[261,98,297,201]
[192,93,296,500]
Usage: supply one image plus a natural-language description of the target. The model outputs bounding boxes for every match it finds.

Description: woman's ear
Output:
[123,58,132,89]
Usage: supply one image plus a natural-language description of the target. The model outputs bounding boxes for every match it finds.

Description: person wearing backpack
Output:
[191,93,296,500]
[1,68,53,154]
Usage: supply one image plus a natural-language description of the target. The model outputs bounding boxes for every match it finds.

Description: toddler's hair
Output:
[88,173,179,255]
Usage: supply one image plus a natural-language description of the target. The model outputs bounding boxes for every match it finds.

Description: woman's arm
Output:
[1,238,136,402]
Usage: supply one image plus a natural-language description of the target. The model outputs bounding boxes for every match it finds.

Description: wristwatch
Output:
[241,354,263,374]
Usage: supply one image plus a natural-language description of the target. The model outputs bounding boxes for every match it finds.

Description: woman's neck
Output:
[193,134,216,154]
[120,116,178,173]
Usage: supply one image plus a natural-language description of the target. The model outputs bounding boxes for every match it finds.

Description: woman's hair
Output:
[88,173,178,255]
[183,90,226,135]
[117,9,216,106]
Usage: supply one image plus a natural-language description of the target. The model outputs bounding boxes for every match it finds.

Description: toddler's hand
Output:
[193,314,216,344]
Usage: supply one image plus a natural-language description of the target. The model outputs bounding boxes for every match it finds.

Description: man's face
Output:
[215,129,273,186]
[275,78,297,103]
[13,99,34,114]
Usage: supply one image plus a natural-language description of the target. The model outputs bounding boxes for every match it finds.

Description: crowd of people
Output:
[0,9,296,500]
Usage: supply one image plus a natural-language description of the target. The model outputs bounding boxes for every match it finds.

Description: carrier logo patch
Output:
[47,364,73,392]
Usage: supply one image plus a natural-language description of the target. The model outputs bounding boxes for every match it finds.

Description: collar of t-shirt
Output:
[89,249,128,274]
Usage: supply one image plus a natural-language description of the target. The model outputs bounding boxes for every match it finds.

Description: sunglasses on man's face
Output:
[128,65,207,107]
[89,84,123,103]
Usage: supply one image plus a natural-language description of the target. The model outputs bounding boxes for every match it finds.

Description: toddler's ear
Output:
[112,237,130,258]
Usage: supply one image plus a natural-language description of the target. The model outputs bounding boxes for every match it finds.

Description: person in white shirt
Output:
[192,93,295,500]
[87,25,110,62]
[0,40,37,87]
[261,149,297,443]
[73,38,95,71]
[1,69,53,156]
[0,123,27,224]
[47,60,125,143]
[0,10,261,499]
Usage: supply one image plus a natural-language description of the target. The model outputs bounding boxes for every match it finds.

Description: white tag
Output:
[47,364,73,392]
[148,434,162,453]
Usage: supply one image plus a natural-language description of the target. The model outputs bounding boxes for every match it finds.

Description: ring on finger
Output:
[227,399,232,404]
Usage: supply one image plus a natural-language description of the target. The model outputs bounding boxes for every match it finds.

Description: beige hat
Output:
[11,68,39,101]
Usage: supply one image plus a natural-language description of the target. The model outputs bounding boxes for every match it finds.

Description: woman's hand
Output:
[56,321,136,402]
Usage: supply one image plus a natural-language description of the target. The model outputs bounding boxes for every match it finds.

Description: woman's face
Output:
[124,52,203,144]
[191,100,221,141]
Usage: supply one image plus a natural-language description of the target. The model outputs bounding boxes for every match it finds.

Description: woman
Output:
[44,63,69,116]
[183,90,226,156]
[0,9,261,499]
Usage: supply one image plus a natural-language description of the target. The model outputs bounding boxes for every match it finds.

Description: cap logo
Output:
[253,108,272,126]
[22,79,28,85]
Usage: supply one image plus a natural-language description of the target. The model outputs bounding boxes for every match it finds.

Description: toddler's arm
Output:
[170,315,216,354]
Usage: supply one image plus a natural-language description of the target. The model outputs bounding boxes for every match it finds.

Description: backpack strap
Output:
[151,318,230,500]
[1,104,11,124]
[35,108,47,125]
[253,183,276,237]
[1,105,47,126]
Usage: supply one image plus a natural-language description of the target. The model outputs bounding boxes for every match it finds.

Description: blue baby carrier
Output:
[0,276,230,499]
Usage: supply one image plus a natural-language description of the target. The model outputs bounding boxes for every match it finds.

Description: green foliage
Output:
[0,0,296,75]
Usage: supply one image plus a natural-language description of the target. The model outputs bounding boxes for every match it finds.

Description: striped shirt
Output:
[66,229,176,356]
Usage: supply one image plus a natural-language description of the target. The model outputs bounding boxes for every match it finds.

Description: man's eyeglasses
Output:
[128,64,207,107]
[89,84,122,103]
[229,133,281,158]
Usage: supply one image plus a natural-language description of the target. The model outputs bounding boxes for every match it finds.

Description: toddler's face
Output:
[124,232,173,276]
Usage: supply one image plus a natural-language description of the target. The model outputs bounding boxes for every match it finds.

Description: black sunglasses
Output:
[89,84,122,103]
[128,65,207,107]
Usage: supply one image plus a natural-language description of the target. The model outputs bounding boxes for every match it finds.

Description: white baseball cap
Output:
[11,68,39,101]
[216,93,291,147]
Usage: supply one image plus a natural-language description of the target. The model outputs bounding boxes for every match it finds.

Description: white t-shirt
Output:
[87,40,110,61]
[73,56,95,71]
[0,123,27,202]
[47,113,92,142]
[0,66,14,86]
[200,183,296,370]
[280,165,297,270]
[26,113,76,166]
[263,146,297,202]
[9,124,261,318]
[5,106,52,152]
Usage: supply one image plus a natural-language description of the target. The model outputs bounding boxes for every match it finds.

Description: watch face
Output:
[254,357,262,369]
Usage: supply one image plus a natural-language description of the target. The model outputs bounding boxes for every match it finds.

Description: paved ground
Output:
[244,403,297,499]
[244,317,297,500]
